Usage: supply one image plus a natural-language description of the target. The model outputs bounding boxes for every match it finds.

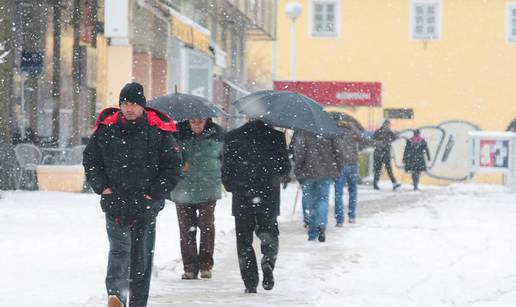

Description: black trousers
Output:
[176,202,216,274]
[373,150,397,186]
[105,214,156,307]
[411,171,421,189]
[234,214,279,290]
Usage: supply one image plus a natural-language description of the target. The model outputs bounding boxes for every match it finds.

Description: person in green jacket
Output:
[170,118,225,280]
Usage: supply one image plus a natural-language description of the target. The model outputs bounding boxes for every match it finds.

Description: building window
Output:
[507,4,516,42]
[411,0,441,40]
[311,0,339,37]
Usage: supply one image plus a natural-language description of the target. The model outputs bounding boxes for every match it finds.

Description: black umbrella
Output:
[148,93,227,122]
[233,90,339,136]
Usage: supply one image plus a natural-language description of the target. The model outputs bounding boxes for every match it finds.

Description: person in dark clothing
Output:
[403,129,431,190]
[333,121,375,225]
[372,120,401,191]
[293,132,341,242]
[171,118,225,280]
[221,120,291,294]
[83,82,182,307]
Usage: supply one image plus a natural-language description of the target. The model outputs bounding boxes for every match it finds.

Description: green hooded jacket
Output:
[170,121,225,204]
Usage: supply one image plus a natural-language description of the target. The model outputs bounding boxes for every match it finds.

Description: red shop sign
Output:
[273,81,382,107]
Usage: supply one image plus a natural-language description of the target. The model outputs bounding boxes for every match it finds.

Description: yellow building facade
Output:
[273,0,516,130]
[248,0,516,184]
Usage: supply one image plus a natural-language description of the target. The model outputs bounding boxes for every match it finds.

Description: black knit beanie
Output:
[119,82,146,107]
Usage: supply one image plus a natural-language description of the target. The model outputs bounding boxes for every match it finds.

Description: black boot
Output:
[317,227,326,242]
[262,263,274,290]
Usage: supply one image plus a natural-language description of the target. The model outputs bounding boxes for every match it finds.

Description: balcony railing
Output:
[153,0,277,40]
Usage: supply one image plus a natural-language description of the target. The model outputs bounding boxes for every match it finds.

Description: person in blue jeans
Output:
[334,165,359,225]
[302,179,332,240]
[333,120,375,226]
[293,132,341,242]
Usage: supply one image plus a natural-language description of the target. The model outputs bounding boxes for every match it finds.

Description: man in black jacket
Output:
[372,120,401,191]
[222,120,291,294]
[83,82,182,307]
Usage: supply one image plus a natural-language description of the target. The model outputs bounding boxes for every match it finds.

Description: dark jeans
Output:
[235,214,279,290]
[373,150,397,186]
[176,202,216,274]
[105,214,157,307]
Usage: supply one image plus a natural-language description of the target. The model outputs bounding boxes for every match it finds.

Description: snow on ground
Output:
[1,183,516,307]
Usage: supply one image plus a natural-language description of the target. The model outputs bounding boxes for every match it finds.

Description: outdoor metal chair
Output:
[14,143,42,190]
[65,145,86,165]
[0,143,18,190]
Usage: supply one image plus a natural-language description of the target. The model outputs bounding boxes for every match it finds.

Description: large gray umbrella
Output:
[233,90,339,136]
[148,93,227,122]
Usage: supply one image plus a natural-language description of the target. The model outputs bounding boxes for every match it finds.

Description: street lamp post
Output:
[284,2,303,80]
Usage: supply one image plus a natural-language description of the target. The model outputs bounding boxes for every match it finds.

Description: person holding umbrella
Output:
[148,92,227,280]
[222,119,291,294]
[170,118,225,280]
[226,90,338,290]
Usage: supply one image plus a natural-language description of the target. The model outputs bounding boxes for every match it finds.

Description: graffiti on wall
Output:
[391,121,480,181]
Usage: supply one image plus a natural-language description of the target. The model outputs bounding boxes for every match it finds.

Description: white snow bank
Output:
[1,183,515,307]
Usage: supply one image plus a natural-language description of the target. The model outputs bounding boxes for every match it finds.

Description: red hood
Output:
[94,107,176,132]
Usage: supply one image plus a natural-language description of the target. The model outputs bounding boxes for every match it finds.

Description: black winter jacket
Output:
[222,120,291,216]
[403,137,431,172]
[373,126,397,153]
[83,108,182,218]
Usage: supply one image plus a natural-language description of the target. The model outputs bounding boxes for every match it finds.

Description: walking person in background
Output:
[372,120,401,191]
[289,131,309,228]
[83,82,182,307]
[333,121,375,226]
[222,119,290,294]
[403,129,431,190]
[171,118,225,280]
[293,132,341,242]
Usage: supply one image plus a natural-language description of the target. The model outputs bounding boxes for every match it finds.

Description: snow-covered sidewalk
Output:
[1,183,516,307]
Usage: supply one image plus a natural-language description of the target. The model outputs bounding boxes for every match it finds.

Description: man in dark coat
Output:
[222,119,291,294]
[372,120,401,191]
[83,82,182,307]
[403,129,431,190]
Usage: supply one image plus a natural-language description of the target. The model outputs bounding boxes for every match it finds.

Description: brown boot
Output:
[200,270,212,279]
[107,295,123,307]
